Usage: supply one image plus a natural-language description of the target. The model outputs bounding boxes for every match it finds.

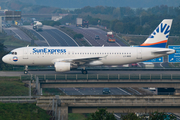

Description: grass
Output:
[4,36,31,47]
[0,76,20,80]
[68,113,87,120]
[43,88,66,95]
[0,80,29,96]
[0,103,51,120]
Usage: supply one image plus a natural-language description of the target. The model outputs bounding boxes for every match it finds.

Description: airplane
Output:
[2,19,176,74]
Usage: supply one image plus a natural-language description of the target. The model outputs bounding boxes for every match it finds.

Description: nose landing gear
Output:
[81,69,88,74]
[24,65,28,74]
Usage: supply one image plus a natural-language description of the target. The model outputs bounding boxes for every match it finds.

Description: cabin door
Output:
[137,49,142,59]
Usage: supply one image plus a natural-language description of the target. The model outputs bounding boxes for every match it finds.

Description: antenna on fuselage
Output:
[102,45,104,47]
[27,45,29,47]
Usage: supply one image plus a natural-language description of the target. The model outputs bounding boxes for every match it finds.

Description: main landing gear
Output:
[24,65,28,74]
[81,69,88,74]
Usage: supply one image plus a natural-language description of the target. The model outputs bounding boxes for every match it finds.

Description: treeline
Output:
[71,5,180,18]
[41,20,61,26]
[0,33,14,70]
[62,6,180,36]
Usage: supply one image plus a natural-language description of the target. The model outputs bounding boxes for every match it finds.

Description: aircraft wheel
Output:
[24,70,28,74]
[82,70,88,74]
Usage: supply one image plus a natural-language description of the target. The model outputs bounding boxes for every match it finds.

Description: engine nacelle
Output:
[54,62,70,72]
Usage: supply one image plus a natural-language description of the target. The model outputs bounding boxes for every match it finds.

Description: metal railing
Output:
[21,74,180,81]
[37,95,180,104]
[0,96,36,103]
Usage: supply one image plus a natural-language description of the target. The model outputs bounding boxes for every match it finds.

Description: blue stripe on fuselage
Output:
[139,43,167,48]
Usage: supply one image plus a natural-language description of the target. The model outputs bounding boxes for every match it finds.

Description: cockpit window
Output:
[8,52,12,54]
[8,52,17,55]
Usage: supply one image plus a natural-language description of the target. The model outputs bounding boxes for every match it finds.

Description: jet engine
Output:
[54,62,71,72]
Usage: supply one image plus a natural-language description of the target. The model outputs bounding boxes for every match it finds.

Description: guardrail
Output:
[21,74,180,81]
[0,96,36,103]
[37,95,180,104]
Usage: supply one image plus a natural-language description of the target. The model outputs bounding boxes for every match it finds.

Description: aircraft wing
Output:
[52,56,107,65]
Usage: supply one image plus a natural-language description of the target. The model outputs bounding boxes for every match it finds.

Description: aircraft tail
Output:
[140,19,173,48]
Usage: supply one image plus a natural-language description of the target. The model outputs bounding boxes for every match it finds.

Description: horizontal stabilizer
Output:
[152,49,176,55]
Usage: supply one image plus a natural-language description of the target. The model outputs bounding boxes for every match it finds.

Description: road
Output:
[59,87,130,95]
[3,27,32,43]
[67,25,126,46]
[23,25,78,46]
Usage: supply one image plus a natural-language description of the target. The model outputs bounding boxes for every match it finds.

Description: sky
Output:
[33,0,180,8]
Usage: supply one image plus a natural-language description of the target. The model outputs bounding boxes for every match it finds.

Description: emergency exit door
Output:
[23,48,28,59]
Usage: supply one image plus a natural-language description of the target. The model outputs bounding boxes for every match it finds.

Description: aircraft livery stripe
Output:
[139,43,167,48]
[140,40,167,46]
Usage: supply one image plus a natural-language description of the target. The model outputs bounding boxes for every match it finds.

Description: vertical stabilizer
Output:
[140,19,173,48]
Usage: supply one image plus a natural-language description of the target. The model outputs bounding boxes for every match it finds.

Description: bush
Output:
[42,20,61,26]
[73,34,84,39]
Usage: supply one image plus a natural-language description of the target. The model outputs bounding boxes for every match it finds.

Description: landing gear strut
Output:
[81,69,88,74]
[24,65,28,74]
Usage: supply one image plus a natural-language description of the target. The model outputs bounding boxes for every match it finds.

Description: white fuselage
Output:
[2,46,175,66]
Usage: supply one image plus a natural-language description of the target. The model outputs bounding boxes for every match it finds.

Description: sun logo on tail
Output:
[149,23,170,39]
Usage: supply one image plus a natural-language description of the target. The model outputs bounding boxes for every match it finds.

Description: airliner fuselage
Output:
[2,46,175,66]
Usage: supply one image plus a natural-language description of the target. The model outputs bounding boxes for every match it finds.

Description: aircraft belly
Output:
[102,56,133,65]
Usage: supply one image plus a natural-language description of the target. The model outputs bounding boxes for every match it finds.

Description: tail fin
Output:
[140,19,173,48]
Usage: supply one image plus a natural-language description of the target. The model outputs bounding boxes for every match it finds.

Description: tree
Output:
[121,113,142,120]
[121,112,177,120]
[149,111,177,120]
[86,108,116,120]
[73,34,84,39]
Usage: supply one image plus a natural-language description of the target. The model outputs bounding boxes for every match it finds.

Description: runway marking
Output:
[117,87,131,95]
[84,37,92,46]
[56,28,79,46]
[58,88,67,95]
[137,63,142,67]
[73,87,84,95]
[23,26,50,46]
[160,63,165,68]
[10,28,22,40]
[114,114,121,119]
[34,31,50,46]
[75,28,101,46]
[45,30,61,46]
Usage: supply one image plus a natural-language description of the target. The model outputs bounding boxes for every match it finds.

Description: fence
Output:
[21,74,180,81]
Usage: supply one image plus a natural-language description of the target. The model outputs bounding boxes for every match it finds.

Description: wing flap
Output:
[52,56,107,65]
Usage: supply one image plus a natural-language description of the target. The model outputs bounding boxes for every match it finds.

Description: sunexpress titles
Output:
[33,48,66,54]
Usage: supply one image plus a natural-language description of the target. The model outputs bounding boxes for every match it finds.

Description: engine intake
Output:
[54,62,70,72]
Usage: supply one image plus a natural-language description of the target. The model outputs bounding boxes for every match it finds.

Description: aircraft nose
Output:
[2,55,8,63]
